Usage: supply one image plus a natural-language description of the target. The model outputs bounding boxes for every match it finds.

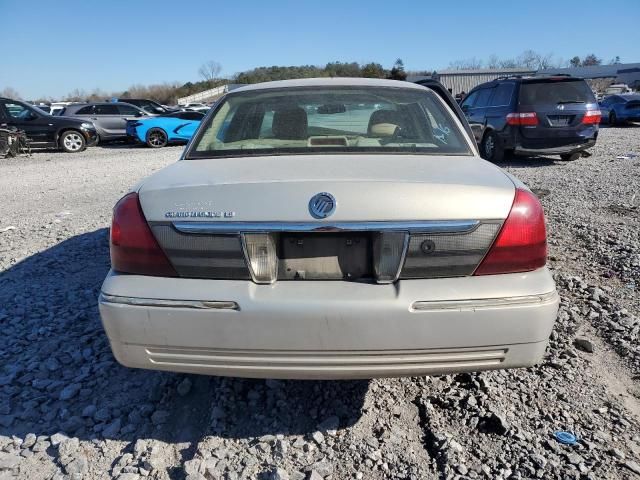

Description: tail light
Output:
[582,110,601,124]
[373,232,407,283]
[506,112,538,126]
[242,233,278,284]
[474,188,547,275]
[110,193,177,276]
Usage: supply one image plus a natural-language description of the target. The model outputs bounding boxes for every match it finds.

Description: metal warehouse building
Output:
[410,63,640,95]
[409,68,535,95]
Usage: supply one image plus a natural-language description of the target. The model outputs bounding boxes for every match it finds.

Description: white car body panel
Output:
[137,155,514,222]
[99,78,558,379]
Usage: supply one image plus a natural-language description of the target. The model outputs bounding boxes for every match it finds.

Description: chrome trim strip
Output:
[172,220,480,235]
[99,293,239,310]
[411,291,559,312]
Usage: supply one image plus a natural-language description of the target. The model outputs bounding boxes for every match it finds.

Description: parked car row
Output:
[0,96,207,153]
[0,97,98,152]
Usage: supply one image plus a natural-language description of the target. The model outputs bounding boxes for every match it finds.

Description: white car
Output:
[99,78,559,379]
[180,102,210,113]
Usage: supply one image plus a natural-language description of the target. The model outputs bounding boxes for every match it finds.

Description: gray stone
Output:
[50,432,69,447]
[309,461,332,477]
[317,416,339,435]
[45,357,61,371]
[58,437,80,457]
[177,377,192,396]
[133,439,147,457]
[271,467,289,480]
[311,431,324,445]
[574,337,595,353]
[117,474,141,480]
[566,453,584,465]
[64,455,88,475]
[102,418,122,437]
[31,440,50,452]
[531,453,547,469]
[307,471,323,480]
[21,434,36,449]
[82,405,97,418]
[94,407,111,422]
[184,459,204,476]
[610,447,625,459]
[623,461,640,475]
[0,451,20,469]
[151,410,170,425]
[59,383,81,401]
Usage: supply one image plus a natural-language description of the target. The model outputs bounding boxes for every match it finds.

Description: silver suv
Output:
[61,102,151,141]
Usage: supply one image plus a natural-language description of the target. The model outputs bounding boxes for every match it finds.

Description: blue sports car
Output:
[127,111,205,147]
[598,94,640,126]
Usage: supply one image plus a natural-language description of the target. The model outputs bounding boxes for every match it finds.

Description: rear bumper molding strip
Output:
[99,293,239,311]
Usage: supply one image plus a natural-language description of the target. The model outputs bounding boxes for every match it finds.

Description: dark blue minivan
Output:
[461,76,600,161]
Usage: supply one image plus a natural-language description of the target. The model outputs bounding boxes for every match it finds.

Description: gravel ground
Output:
[1,129,639,480]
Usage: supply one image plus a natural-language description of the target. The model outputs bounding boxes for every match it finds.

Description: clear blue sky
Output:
[1,0,637,99]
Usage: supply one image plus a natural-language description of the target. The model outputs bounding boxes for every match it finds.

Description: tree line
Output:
[2,52,624,105]
[443,50,620,71]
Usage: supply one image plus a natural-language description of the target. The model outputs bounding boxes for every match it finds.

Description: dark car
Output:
[110,98,174,115]
[61,102,151,141]
[0,97,98,153]
[460,76,600,161]
[598,94,640,125]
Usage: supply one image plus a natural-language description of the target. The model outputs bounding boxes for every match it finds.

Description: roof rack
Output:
[494,75,526,80]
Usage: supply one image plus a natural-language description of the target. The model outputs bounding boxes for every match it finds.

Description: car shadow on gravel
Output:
[0,229,368,449]
[498,155,557,168]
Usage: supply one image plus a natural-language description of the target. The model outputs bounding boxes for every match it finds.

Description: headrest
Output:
[272,106,308,140]
[368,109,403,136]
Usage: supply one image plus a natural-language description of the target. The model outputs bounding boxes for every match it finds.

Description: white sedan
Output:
[99,78,559,379]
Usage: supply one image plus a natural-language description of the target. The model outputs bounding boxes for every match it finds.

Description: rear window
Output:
[188,86,472,158]
[520,80,595,105]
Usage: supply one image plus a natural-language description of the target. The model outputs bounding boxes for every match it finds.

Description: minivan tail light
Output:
[582,109,601,124]
[110,193,177,277]
[474,188,547,275]
[506,112,538,126]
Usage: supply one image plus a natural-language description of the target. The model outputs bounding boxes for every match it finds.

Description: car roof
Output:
[232,77,428,93]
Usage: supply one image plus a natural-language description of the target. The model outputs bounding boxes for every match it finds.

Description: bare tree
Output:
[64,88,87,102]
[486,54,500,69]
[198,61,222,81]
[447,57,483,70]
[0,87,21,99]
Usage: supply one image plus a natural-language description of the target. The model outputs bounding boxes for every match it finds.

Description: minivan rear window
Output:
[520,80,595,105]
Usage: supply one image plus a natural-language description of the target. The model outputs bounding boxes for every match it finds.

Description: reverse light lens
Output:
[242,233,278,284]
[582,110,601,124]
[474,188,547,276]
[110,193,177,276]
[373,232,407,283]
[506,112,538,126]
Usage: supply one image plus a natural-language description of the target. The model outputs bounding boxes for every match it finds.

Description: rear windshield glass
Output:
[519,80,595,105]
[187,86,472,158]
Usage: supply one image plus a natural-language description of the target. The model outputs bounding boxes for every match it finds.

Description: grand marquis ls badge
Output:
[309,192,336,219]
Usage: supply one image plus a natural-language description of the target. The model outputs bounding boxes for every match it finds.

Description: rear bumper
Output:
[515,138,596,156]
[98,268,559,379]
